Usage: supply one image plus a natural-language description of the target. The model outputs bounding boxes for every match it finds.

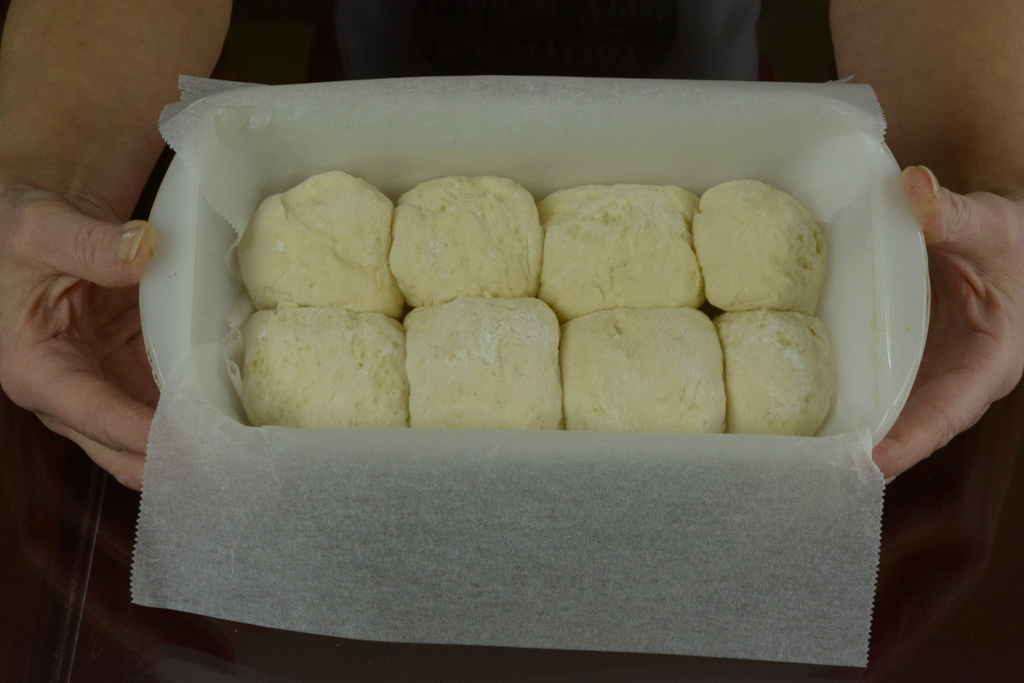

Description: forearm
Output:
[830,0,1024,198]
[0,0,231,219]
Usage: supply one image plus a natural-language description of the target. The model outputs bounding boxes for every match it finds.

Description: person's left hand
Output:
[0,184,159,490]
[873,166,1024,478]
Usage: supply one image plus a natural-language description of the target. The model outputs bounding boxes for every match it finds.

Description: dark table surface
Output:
[4,376,1024,682]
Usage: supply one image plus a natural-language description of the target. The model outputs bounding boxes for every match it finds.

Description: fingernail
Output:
[919,165,941,199]
[116,222,147,264]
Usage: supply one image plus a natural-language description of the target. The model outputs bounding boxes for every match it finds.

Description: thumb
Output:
[902,165,997,259]
[902,165,1024,296]
[902,165,960,247]
[57,218,157,288]
[7,193,158,287]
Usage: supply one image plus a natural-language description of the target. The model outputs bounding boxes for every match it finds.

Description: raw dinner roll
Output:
[236,170,404,318]
[242,307,409,429]
[404,297,562,430]
[692,179,826,315]
[537,184,703,322]
[561,307,726,433]
[389,176,543,307]
[715,310,835,436]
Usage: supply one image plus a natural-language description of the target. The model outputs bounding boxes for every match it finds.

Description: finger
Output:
[34,365,155,458]
[42,413,147,491]
[66,428,146,492]
[9,201,156,287]
[873,366,989,478]
[874,414,946,481]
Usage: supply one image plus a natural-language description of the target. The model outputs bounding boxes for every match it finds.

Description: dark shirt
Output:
[333,0,761,80]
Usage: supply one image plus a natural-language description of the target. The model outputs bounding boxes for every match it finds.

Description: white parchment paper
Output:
[133,77,895,667]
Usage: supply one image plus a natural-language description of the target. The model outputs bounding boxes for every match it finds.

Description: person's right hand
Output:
[0,184,159,490]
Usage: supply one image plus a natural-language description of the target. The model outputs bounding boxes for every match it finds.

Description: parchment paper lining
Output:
[133,77,890,667]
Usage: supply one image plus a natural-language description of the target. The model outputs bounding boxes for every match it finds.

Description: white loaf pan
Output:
[141,77,927,443]
[133,77,926,667]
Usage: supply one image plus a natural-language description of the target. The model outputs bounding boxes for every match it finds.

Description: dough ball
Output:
[561,307,725,433]
[715,310,835,436]
[537,184,703,322]
[404,297,562,430]
[242,307,409,429]
[692,179,826,314]
[389,176,543,307]
[236,170,404,318]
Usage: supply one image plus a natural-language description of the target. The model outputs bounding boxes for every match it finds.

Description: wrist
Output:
[0,120,160,222]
